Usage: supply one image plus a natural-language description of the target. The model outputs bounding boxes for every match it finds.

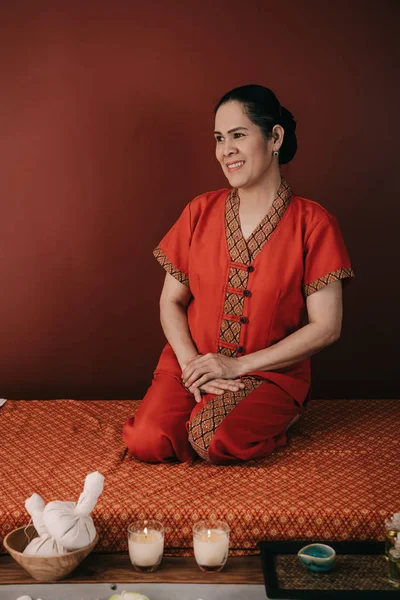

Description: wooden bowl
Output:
[3,525,98,581]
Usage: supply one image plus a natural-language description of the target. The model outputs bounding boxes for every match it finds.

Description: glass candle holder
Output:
[193,520,229,572]
[128,519,164,573]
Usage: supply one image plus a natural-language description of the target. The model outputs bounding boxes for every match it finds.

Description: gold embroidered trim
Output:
[223,292,245,316]
[245,178,292,261]
[304,268,355,297]
[218,178,292,355]
[153,246,190,287]
[217,346,236,357]
[188,377,262,460]
[226,194,251,264]
[228,266,249,289]
[220,319,241,345]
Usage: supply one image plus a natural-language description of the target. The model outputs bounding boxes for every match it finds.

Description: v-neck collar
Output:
[225,177,292,264]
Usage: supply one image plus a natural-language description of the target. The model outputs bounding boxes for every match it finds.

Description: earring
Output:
[273,151,279,156]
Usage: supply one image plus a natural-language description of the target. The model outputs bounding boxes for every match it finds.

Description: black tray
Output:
[259,540,398,599]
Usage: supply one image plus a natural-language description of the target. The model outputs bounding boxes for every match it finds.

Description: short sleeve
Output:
[303,213,355,297]
[153,202,192,288]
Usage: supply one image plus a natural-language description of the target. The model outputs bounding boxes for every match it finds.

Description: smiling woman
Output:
[123,84,354,465]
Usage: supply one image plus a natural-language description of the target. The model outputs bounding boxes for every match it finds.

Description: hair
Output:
[214,84,297,165]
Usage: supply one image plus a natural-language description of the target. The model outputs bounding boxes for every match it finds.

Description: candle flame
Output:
[207,529,211,539]
[144,526,148,537]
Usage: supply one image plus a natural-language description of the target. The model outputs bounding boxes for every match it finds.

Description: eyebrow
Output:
[213,127,249,135]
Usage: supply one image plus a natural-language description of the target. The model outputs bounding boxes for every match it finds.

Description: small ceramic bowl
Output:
[297,543,336,572]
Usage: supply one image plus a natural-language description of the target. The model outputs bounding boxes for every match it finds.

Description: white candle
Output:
[128,527,164,567]
[193,528,229,567]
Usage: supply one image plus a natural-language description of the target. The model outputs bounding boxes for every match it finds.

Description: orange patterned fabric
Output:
[1,399,398,555]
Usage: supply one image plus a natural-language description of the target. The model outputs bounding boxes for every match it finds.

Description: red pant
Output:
[123,373,301,465]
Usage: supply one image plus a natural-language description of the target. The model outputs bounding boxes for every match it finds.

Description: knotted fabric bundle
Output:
[43,471,104,550]
[23,493,67,556]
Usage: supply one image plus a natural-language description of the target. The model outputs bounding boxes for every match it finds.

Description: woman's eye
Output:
[233,132,244,138]
[215,136,224,143]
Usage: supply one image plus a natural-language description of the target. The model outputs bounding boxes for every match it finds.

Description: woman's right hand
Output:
[181,354,245,402]
[187,378,245,403]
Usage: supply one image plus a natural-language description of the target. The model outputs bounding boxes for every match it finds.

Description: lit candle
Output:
[128,520,164,572]
[193,521,229,571]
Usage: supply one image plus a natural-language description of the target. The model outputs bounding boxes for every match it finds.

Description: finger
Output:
[183,361,210,385]
[216,384,240,392]
[191,373,214,389]
[231,378,246,387]
[182,365,195,381]
[211,380,239,391]
[188,385,202,403]
[185,367,210,389]
[182,357,204,378]
[187,357,215,381]
[213,379,243,390]
[225,379,245,389]
[200,384,224,395]
[182,368,198,386]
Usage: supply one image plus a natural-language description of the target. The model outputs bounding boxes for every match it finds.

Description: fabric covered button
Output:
[247,265,254,272]
[236,346,244,353]
[240,317,248,324]
[243,290,251,297]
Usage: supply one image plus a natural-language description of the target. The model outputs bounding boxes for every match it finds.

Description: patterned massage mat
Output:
[0,399,398,556]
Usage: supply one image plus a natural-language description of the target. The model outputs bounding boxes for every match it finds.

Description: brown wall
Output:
[0,0,398,399]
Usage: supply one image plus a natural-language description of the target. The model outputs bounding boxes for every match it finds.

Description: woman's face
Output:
[214,101,277,189]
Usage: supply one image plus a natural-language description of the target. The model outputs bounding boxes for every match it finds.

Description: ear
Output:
[272,124,284,144]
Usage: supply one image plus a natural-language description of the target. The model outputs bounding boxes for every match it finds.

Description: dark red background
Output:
[0,0,398,399]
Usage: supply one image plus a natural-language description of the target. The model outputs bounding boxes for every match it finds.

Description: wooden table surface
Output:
[0,553,264,585]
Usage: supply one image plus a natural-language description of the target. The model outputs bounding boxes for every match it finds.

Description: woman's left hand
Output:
[181,353,242,389]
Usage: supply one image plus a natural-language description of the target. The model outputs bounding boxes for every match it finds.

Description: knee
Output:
[123,400,168,455]
[123,415,162,462]
[123,409,194,464]
[124,420,176,463]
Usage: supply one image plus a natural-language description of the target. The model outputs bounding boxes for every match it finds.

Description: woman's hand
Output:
[182,353,242,390]
[187,378,245,403]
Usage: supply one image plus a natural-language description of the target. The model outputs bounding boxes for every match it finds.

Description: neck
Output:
[237,168,282,208]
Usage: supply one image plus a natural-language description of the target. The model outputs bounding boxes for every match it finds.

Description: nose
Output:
[223,138,237,157]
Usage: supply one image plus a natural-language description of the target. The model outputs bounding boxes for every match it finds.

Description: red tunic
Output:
[153,178,353,405]
[123,179,354,463]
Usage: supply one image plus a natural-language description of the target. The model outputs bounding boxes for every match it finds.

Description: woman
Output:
[123,85,354,465]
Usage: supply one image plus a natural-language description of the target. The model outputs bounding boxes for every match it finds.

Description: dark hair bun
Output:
[279,106,297,165]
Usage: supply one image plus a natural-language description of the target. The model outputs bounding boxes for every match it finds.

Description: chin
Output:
[225,173,246,188]
[228,176,250,189]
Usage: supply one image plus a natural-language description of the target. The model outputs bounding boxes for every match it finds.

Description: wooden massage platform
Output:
[0,398,398,585]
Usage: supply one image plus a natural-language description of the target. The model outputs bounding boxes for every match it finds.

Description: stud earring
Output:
[273,150,279,156]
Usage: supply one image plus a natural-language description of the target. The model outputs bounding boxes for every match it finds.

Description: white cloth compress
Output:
[43,471,104,550]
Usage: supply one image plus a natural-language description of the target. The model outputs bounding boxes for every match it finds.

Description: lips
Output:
[226,160,245,171]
